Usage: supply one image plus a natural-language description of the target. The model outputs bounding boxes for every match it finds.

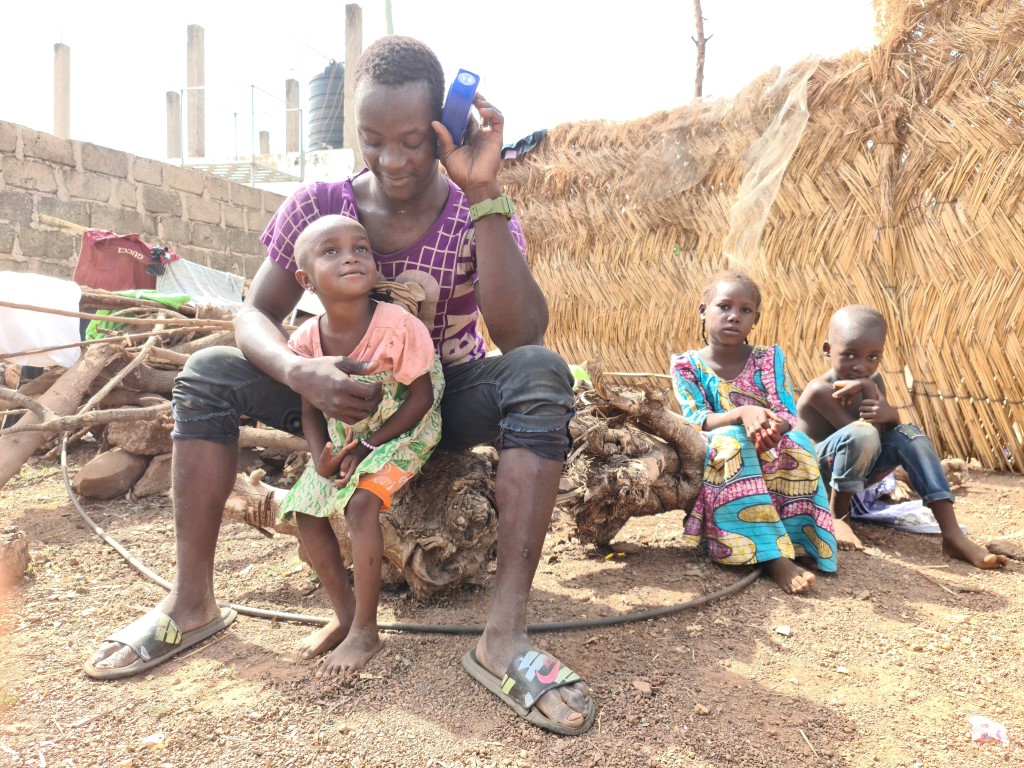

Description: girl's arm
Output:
[367,373,434,446]
[339,373,435,472]
[302,396,357,481]
[762,346,798,434]
[671,354,712,427]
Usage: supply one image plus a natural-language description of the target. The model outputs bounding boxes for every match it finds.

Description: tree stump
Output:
[0,527,31,587]
[223,369,706,598]
[223,448,498,601]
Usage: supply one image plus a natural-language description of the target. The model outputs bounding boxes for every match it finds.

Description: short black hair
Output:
[354,35,445,115]
[700,270,762,308]
[831,304,887,336]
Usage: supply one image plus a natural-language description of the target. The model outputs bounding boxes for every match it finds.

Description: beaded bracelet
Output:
[359,438,377,452]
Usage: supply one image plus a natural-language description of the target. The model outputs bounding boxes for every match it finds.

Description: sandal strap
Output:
[104,611,183,662]
[500,649,582,711]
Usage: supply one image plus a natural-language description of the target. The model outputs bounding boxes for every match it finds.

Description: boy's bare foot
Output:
[942,536,1009,570]
[763,558,816,594]
[832,517,865,551]
[314,627,382,679]
[297,616,351,659]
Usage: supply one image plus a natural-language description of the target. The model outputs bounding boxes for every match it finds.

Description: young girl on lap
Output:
[670,270,837,593]
[279,214,443,676]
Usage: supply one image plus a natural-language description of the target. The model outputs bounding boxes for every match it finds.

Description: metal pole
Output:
[250,85,256,187]
[299,107,306,182]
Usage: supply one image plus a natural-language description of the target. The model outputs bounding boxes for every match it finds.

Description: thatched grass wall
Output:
[501,0,1024,471]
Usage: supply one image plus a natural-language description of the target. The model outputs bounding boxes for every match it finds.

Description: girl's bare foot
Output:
[314,627,383,679]
[297,616,351,659]
[832,517,864,551]
[763,558,816,594]
[942,535,1009,570]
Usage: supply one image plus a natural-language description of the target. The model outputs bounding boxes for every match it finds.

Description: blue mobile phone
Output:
[440,69,479,146]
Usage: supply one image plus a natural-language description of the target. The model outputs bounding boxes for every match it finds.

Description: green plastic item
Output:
[85,289,193,341]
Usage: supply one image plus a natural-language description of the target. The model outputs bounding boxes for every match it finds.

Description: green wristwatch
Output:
[469,195,515,222]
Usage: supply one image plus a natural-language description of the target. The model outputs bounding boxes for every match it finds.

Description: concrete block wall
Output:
[0,120,286,280]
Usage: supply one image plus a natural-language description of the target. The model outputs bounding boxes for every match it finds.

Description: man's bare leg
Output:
[473,447,590,730]
[88,439,235,671]
[931,500,1008,569]
[830,488,865,551]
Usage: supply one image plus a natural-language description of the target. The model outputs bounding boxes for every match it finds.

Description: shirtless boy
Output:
[795,304,1007,569]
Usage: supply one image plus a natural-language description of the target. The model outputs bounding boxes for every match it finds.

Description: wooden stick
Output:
[0,325,226,362]
[80,288,197,318]
[38,214,88,234]
[0,300,233,329]
[78,328,163,415]
[0,402,170,437]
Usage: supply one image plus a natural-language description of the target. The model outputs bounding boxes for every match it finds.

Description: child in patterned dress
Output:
[280,214,443,676]
[670,271,837,593]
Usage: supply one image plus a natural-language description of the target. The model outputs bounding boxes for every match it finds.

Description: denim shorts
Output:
[172,344,575,462]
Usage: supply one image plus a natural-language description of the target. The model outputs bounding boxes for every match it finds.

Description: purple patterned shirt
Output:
[260,172,527,367]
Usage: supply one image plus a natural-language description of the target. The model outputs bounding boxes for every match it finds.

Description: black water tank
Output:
[308,60,345,149]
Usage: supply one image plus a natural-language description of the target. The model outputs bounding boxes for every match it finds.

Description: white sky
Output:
[1,0,877,162]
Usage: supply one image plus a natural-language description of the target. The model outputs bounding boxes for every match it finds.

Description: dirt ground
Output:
[1,444,1022,768]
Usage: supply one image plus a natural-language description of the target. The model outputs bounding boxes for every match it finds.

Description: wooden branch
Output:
[79,327,163,414]
[80,288,196,318]
[0,402,170,437]
[0,325,228,362]
[693,0,708,98]
[168,329,236,355]
[0,343,121,491]
[238,426,308,453]
[0,300,233,329]
[0,387,55,422]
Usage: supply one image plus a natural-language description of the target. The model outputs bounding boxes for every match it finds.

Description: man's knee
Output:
[171,346,250,443]
[501,345,574,399]
[496,346,574,461]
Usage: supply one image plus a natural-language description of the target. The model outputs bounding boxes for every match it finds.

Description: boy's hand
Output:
[858,398,899,425]
[336,442,372,487]
[831,379,879,405]
[313,427,359,480]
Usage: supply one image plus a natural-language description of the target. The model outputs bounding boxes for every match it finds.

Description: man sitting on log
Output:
[85,36,595,736]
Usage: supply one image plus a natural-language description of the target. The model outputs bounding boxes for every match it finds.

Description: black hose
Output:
[62,436,760,634]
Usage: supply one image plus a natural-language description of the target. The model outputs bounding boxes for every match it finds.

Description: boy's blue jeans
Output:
[815,421,954,506]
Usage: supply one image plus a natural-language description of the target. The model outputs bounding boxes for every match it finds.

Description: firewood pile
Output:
[0,290,708,597]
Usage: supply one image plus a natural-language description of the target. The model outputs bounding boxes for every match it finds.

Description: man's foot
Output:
[88,598,223,673]
[763,558,815,594]
[475,632,590,732]
[832,517,865,551]
[943,535,1009,570]
[314,627,382,679]
[297,616,351,660]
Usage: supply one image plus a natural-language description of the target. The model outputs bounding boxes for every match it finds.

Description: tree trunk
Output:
[0,344,120,492]
[223,448,498,600]
[222,374,706,598]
